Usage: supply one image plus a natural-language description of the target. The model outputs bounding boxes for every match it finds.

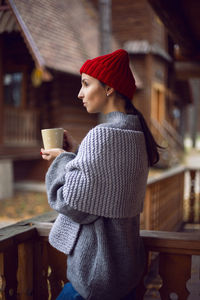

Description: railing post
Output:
[159,253,191,298]
[188,169,196,223]
[17,241,34,299]
[0,252,6,300]
[0,247,18,300]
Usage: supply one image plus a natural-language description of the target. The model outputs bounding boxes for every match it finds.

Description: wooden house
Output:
[149,0,200,149]
[0,0,194,198]
[0,0,121,197]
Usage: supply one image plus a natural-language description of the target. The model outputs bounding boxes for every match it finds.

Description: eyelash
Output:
[83,81,88,87]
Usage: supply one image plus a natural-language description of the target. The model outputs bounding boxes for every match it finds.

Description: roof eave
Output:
[6,0,52,81]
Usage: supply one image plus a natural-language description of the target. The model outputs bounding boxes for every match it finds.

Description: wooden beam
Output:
[0,36,4,146]
[148,0,200,57]
[0,5,9,10]
[6,0,52,81]
[175,61,200,79]
[141,230,200,254]
[6,0,45,68]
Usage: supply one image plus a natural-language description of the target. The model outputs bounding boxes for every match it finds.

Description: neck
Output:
[102,95,126,114]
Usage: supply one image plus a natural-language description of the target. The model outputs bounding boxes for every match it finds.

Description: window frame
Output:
[3,65,27,109]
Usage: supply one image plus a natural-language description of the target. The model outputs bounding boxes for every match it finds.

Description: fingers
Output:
[40,148,65,161]
[40,148,51,161]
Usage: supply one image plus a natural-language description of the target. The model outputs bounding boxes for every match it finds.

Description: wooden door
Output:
[151,83,165,123]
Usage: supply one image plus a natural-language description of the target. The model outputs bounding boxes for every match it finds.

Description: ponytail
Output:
[124,97,160,166]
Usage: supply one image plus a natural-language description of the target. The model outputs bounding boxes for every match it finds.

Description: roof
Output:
[1,0,142,87]
[5,0,119,76]
[148,0,200,60]
[124,40,172,62]
[0,8,19,32]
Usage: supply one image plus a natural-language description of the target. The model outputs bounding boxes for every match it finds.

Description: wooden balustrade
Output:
[3,107,40,146]
[138,230,200,299]
[141,166,185,231]
[0,167,200,299]
[0,213,200,300]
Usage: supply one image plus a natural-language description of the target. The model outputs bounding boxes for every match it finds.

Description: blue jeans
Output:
[56,282,136,300]
[56,283,84,300]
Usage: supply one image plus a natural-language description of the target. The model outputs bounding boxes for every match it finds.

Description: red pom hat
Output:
[80,49,136,100]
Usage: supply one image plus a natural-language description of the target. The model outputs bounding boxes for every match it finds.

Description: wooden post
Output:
[159,253,191,298]
[188,169,196,223]
[0,252,6,300]
[3,247,18,300]
[0,35,4,145]
[190,79,200,148]
[33,240,49,300]
[99,0,112,55]
[144,187,151,230]
[17,242,34,299]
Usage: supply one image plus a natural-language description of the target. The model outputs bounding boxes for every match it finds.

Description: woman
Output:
[41,49,159,300]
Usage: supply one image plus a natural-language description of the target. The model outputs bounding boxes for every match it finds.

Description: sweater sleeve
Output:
[47,126,148,218]
[45,152,99,224]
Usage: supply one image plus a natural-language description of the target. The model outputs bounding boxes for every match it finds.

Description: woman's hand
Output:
[40,130,78,161]
[40,148,65,161]
[63,130,79,153]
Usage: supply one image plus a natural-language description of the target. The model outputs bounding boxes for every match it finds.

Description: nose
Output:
[78,87,84,100]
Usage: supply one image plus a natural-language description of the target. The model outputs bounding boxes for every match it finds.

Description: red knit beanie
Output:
[80,49,136,100]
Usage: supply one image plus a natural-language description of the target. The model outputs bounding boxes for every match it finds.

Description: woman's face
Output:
[78,73,108,113]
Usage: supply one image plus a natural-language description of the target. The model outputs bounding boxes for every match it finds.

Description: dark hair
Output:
[99,81,160,166]
[123,95,160,166]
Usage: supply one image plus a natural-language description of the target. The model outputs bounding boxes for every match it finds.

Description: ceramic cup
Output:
[41,128,64,150]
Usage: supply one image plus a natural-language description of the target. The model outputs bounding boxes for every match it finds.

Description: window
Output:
[3,72,23,107]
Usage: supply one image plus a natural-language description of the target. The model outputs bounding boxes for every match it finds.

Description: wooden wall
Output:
[13,72,98,181]
[13,71,98,182]
[43,72,98,143]
[0,32,98,182]
[91,0,166,49]
[91,0,169,127]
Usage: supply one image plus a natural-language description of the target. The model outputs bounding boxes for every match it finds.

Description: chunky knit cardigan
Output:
[46,111,149,299]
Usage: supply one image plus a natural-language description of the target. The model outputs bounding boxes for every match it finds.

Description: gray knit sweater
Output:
[46,111,149,299]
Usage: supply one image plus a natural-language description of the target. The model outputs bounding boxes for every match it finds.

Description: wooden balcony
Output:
[0,167,200,299]
[2,107,40,147]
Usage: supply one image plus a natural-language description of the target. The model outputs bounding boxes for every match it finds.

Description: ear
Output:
[106,86,115,97]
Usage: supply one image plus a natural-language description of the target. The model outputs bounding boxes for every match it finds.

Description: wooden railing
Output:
[0,213,199,300]
[140,166,185,231]
[3,107,40,146]
[138,230,200,299]
[140,166,200,231]
[0,167,200,299]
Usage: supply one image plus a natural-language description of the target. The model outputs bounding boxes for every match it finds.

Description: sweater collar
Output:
[103,111,142,131]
